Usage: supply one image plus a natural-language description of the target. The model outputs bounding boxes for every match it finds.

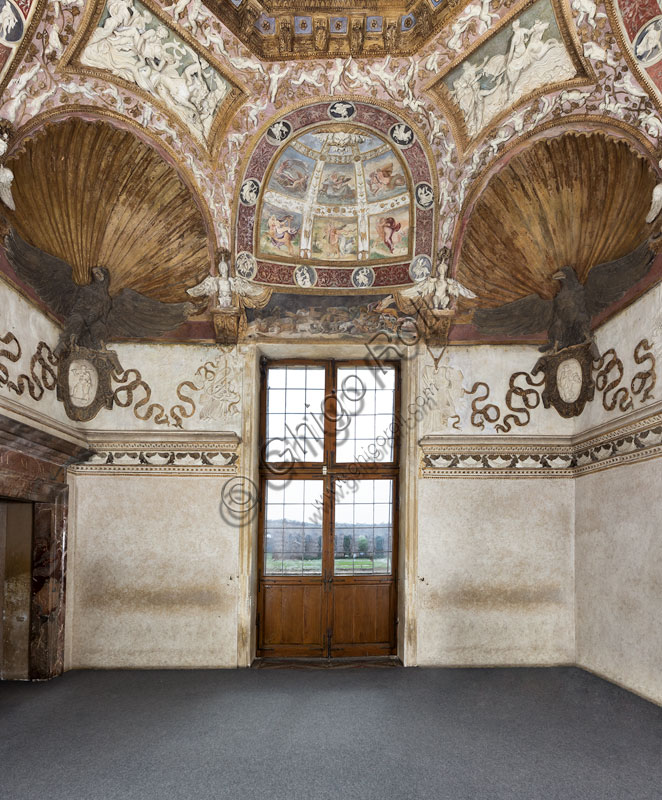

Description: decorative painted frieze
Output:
[420,401,662,478]
[70,433,241,474]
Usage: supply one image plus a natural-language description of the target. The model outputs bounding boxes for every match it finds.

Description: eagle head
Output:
[91,266,110,284]
[552,266,578,284]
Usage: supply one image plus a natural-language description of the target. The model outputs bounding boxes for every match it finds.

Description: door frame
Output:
[236,342,421,667]
[254,356,401,659]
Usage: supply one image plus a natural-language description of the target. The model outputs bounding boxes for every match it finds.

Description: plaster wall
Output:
[65,474,241,669]
[0,278,66,430]
[575,458,662,705]
[415,477,575,666]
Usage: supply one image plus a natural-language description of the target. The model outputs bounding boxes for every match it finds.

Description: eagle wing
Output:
[447,278,477,300]
[472,293,553,337]
[4,228,78,317]
[399,277,434,300]
[106,288,192,339]
[583,239,656,317]
[230,276,272,309]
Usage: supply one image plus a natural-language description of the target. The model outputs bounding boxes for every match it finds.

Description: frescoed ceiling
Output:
[0,0,661,345]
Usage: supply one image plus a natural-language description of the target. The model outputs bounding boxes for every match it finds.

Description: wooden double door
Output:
[257,359,400,658]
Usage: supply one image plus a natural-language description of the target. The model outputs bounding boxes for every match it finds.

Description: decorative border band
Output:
[420,408,662,478]
[68,437,240,475]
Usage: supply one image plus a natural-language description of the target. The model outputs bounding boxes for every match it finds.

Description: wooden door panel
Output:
[331,583,395,647]
[262,584,324,647]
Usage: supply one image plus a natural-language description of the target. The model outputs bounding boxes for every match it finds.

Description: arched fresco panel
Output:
[234,100,436,292]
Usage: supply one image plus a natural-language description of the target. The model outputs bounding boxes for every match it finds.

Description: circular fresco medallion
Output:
[239,178,260,206]
[556,358,583,404]
[415,182,434,210]
[634,16,662,68]
[293,264,317,288]
[389,122,415,148]
[266,120,292,145]
[235,251,257,279]
[328,101,356,120]
[409,254,432,281]
[351,266,375,288]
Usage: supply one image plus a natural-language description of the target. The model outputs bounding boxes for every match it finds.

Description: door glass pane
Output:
[265,366,326,462]
[335,366,395,463]
[264,480,324,575]
[334,479,393,575]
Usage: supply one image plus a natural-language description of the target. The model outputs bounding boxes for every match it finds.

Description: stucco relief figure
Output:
[556,358,583,403]
[81,0,230,140]
[422,363,465,431]
[399,254,476,310]
[447,0,498,52]
[188,255,269,308]
[448,5,576,138]
[0,126,15,211]
[197,358,240,420]
[4,228,194,356]
[187,254,233,309]
[635,19,662,66]
[473,238,658,354]
[69,360,97,407]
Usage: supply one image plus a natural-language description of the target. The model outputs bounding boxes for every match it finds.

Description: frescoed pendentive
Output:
[237,100,436,291]
[437,0,578,140]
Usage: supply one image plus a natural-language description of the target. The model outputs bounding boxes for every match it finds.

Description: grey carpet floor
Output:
[1,667,661,800]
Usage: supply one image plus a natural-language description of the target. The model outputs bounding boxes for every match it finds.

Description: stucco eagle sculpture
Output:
[5,228,194,355]
[472,238,658,353]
